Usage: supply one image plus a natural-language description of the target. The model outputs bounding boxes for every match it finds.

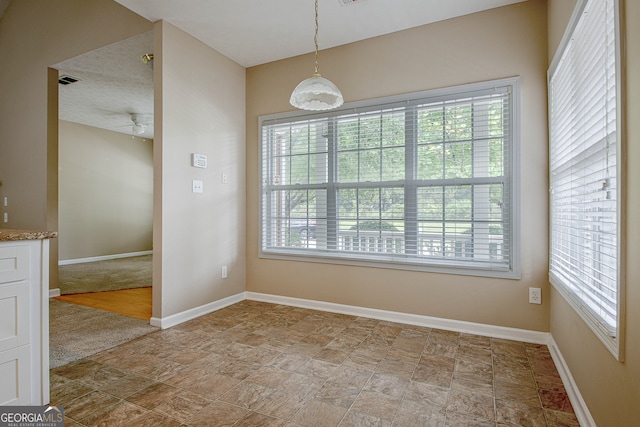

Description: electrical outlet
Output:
[529,287,542,304]
[221,265,228,279]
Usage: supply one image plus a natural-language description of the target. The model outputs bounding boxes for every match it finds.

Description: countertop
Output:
[0,229,58,241]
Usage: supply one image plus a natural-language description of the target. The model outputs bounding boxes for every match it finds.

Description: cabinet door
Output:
[0,346,30,405]
[0,245,29,284]
[0,283,29,352]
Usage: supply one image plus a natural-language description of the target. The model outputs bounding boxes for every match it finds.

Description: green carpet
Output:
[58,255,152,294]
[49,299,158,368]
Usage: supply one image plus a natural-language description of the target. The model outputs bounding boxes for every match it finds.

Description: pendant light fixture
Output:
[290,0,344,111]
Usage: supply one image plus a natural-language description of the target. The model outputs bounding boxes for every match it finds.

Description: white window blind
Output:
[260,78,519,277]
[549,0,623,358]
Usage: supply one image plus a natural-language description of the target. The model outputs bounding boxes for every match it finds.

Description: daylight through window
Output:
[548,0,623,359]
[260,78,519,277]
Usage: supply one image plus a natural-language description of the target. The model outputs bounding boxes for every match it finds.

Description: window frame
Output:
[548,0,626,360]
[259,78,521,279]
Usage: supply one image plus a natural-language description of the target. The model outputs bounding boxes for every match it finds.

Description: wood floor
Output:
[54,287,152,321]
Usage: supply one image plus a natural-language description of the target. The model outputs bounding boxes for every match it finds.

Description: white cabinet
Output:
[0,238,51,406]
[0,346,30,406]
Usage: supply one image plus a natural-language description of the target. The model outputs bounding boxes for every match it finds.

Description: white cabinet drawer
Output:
[0,238,49,405]
[0,245,30,284]
[0,283,29,352]
[0,345,30,405]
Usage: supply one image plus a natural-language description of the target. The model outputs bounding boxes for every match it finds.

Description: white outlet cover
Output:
[192,180,203,193]
[529,287,542,304]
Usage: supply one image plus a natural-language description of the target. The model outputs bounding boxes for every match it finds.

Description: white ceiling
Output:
[114,0,526,68]
[52,0,526,139]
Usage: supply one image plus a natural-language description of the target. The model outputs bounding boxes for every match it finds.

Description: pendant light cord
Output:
[290,0,343,111]
[314,0,320,76]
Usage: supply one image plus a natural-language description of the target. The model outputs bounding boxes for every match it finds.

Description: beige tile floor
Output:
[50,300,579,426]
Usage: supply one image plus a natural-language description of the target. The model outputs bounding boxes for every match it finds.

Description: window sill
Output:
[260,249,521,280]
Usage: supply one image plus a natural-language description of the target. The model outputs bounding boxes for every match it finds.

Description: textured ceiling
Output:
[55,32,154,139]
[51,0,526,139]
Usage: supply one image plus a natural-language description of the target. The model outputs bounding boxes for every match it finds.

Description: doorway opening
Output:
[50,31,157,368]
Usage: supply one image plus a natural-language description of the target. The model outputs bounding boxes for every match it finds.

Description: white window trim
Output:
[548,0,626,361]
[259,78,521,279]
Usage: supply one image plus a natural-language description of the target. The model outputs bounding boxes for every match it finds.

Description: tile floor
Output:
[50,300,580,426]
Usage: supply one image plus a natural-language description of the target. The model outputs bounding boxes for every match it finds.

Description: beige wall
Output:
[153,21,246,319]
[4,0,638,421]
[58,121,153,260]
[0,1,247,321]
[246,1,550,331]
[548,0,640,425]
[547,0,578,62]
[0,0,152,288]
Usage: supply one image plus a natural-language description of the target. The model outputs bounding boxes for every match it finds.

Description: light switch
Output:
[192,180,203,193]
[2,197,7,207]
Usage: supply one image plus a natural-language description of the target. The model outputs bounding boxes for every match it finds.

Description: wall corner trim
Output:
[150,292,245,329]
[547,336,597,427]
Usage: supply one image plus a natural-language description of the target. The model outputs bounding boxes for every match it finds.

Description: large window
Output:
[548,0,623,359]
[260,78,519,277]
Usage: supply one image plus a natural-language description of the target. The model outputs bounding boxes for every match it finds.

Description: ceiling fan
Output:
[128,113,153,135]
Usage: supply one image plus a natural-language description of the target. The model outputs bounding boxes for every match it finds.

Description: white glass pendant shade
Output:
[290,73,344,111]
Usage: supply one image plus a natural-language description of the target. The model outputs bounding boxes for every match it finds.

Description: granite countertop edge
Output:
[0,229,58,241]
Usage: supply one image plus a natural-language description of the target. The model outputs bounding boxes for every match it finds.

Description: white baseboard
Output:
[547,336,596,427]
[245,292,551,345]
[150,292,245,329]
[58,250,153,266]
[149,291,548,343]
[49,288,61,298]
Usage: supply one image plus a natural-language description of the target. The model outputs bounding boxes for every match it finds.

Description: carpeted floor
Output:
[49,299,158,368]
[58,255,152,294]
